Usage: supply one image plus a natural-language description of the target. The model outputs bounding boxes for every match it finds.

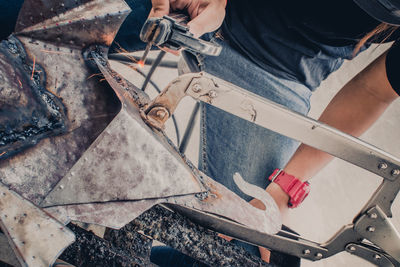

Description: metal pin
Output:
[391,169,400,176]
[315,253,323,259]
[367,226,375,232]
[192,84,202,93]
[374,254,381,260]
[378,163,388,170]
[369,213,378,219]
[303,249,311,255]
[348,246,356,252]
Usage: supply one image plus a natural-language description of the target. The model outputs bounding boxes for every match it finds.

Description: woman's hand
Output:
[149,0,226,37]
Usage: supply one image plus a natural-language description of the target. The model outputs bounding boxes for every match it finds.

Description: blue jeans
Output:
[197,33,311,202]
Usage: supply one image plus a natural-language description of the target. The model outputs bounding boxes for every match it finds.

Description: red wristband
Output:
[268,169,310,208]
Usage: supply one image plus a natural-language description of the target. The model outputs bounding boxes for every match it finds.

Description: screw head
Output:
[192,84,202,93]
[156,109,168,119]
[315,253,323,259]
[391,169,400,176]
[303,249,311,255]
[209,90,217,98]
[374,254,381,260]
[348,246,356,252]
[369,213,378,219]
[367,226,376,232]
[378,163,388,170]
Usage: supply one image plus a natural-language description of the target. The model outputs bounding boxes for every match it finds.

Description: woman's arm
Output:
[266,50,399,213]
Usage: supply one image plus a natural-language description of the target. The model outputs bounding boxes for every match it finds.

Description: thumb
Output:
[149,0,170,17]
[187,4,225,37]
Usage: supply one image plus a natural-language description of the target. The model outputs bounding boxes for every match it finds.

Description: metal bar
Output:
[141,51,166,91]
[354,206,400,262]
[179,102,200,153]
[184,73,400,182]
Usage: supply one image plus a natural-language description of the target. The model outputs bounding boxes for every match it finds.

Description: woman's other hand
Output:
[149,0,226,37]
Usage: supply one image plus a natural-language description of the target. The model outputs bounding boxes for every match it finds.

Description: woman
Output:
[147,0,400,263]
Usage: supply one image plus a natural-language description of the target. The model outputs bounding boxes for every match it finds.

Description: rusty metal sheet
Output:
[0,0,129,205]
[17,0,129,49]
[0,37,68,160]
[0,184,75,267]
[42,108,205,206]
[45,172,281,234]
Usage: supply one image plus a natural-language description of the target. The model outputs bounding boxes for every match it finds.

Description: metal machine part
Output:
[139,15,222,55]
[142,71,400,266]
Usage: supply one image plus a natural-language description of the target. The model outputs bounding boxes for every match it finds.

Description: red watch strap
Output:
[268,169,310,208]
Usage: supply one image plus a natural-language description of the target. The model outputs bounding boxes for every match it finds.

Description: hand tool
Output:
[139,14,222,65]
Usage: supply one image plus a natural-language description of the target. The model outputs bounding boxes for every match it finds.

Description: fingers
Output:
[149,0,170,17]
[187,1,226,37]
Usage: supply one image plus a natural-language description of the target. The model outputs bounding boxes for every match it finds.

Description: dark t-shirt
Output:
[222,0,400,94]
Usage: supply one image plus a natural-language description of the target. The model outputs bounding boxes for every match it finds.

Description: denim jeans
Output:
[197,33,312,202]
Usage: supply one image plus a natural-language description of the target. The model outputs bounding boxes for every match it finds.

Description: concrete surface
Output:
[111,42,400,266]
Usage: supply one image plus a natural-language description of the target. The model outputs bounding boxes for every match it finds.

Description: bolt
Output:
[374,254,381,260]
[192,84,202,93]
[315,253,323,259]
[303,249,311,255]
[378,163,388,170]
[348,246,356,252]
[209,90,218,98]
[391,169,400,176]
[367,226,375,232]
[369,213,378,219]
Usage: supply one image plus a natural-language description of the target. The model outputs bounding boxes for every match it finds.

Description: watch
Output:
[268,169,310,208]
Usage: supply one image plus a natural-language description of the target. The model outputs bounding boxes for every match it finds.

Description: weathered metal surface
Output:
[42,108,205,206]
[0,233,20,267]
[0,37,68,160]
[16,0,129,49]
[44,172,281,234]
[0,184,75,267]
[125,205,273,267]
[59,223,155,267]
[0,0,128,206]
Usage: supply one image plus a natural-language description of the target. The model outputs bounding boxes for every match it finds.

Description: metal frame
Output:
[142,71,400,266]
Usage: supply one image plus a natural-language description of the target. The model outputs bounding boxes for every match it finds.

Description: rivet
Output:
[315,253,323,259]
[369,213,378,219]
[378,163,388,170]
[192,84,202,93]
[59,185,64,189]
[367,226,375,232]
[209,90,217,98]
[348,246,356,252]
[303,249,311,255]
[374,254,381,260]
[391,169,400,176]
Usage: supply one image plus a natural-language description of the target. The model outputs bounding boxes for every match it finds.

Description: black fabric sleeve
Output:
[385,41,400,96]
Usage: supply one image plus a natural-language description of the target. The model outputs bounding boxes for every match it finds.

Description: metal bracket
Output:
[354,206,400,262]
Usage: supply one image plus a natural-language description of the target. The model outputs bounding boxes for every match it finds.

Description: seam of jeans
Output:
[200,104,208,173]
